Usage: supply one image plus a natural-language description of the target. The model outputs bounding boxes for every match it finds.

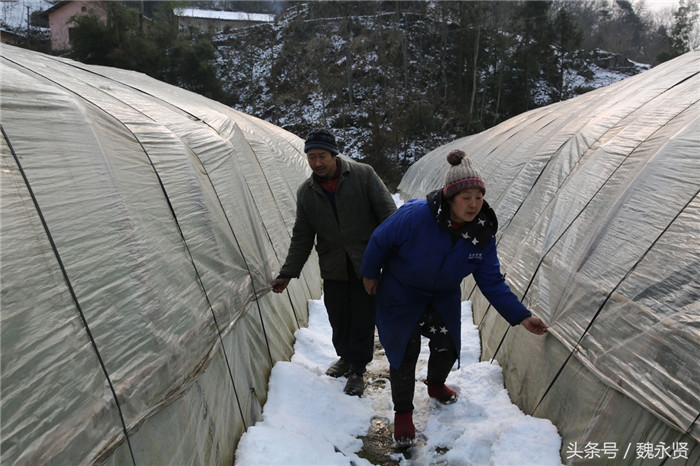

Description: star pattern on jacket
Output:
[440,326,448,334]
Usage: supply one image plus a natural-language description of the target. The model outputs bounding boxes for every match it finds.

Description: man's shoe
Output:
[325,358,351,378]
[343,373,365,397]
[393,412,416,444]
[425,380,458,404]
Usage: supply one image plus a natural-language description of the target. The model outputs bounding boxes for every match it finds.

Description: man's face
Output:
[306,149,336,178]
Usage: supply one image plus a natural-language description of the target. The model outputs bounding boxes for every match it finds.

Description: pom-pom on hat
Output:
[304,128,339,155]
[442,149,486,198]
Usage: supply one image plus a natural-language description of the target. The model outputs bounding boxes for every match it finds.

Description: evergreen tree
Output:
[507,1,553,113]
[669,0,699,57]
[69,3,131,66]
[551,5,584,101]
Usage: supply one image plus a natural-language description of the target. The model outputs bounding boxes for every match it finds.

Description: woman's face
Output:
[448,188,484,224]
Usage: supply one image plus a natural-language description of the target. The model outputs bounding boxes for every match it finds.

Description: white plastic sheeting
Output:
[0,44,322,464]
[399,51,699,463]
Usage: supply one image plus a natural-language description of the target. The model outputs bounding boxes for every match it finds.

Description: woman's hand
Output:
[363,277,379,295]
[520,316,548,335]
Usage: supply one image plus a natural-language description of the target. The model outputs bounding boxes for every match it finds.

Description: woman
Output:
[360,149,548,444]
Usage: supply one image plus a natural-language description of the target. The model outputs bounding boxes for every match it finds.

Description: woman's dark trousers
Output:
[390,305,458,414]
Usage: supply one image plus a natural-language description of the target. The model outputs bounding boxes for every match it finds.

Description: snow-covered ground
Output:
[234,297,563,465]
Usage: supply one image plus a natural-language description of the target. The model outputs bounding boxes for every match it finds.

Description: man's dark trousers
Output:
[322,262,376,375]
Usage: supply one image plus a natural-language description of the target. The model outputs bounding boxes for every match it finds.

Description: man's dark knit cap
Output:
[304,128,339,155]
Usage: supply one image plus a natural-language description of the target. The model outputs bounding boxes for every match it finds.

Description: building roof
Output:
[40,1,71,18]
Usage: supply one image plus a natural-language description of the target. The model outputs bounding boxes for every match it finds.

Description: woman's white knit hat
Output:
[442,149,486,198]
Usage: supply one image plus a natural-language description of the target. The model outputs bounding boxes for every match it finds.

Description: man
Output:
[271,128,396,397]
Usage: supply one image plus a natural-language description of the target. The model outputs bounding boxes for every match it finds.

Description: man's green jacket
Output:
[280,156,397,281]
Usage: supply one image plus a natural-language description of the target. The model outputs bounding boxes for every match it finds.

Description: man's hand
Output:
[363,277,379,295]
[520,316,548,335]
[271,277,291,293]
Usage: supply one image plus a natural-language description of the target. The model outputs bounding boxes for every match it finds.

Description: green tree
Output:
[507,1,554,113]
[551,5,584,101]
[69,7,123,65]
[669,0,699,57]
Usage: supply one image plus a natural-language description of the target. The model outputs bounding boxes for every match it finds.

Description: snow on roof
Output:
[173,8,274,23]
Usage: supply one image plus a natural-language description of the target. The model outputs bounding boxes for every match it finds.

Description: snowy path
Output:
[234,299,563,465]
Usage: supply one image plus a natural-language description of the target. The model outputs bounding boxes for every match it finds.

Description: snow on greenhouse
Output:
[1,43,321,464]
[399,50,699,464]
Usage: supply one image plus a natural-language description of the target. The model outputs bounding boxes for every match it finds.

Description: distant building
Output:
[173,8,275,33]
[0,28,25,46]
[44,1,107,52]
[39,3,273,53]
[0,27,49,51]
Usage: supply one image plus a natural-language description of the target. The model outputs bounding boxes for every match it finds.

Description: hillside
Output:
[213,2,650,188]
[1,1,655,190]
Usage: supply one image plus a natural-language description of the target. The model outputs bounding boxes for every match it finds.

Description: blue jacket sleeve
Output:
[473,239,532,326]
[360,202,412,279]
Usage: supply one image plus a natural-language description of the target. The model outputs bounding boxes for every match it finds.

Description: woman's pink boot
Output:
[393,412,416,445]
[426,381,458,404]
